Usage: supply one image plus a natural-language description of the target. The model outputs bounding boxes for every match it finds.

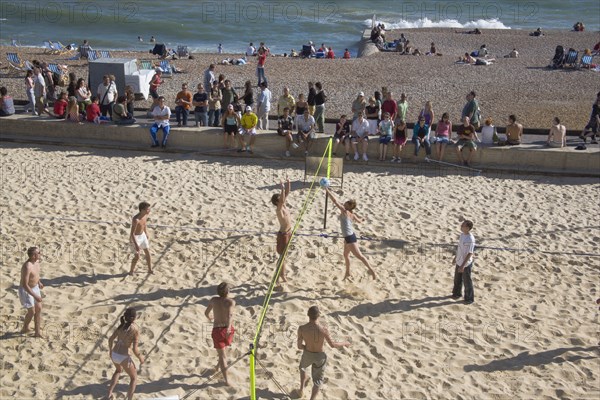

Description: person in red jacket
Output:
[86,96,102,122]
[326,47,335,59]
[53,92,68,119]
[343,49,351,59]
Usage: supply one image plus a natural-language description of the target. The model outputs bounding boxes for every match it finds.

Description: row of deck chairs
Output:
[549,45,594,69]
[43,41,76,56]
[138,59,174,77]
[85,50,113,61]
[6,52,67,78]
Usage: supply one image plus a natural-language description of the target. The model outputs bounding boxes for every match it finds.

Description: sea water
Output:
[0,0,597,55]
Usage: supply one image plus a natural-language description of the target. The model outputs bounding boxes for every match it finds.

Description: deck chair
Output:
[563,48,578,68]
[6,52,25,75]
[177,45,189,58]
[87,50,99,61]
[43,41,58,54]
[54,41,75,56]
[301,44,313,58]
[549,45,564,69]
[579,54,593,69]
[139,59,154,70]
[159,60,173,77]
[97,50,112,59]
[47,63,66,76]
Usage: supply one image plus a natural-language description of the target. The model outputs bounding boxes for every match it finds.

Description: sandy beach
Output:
[0,141,599,399]
[1,28,599,130]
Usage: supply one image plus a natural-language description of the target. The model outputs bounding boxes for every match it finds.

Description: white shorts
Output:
[241,127,257,136]
[19,285,40,309]
[367,120,379,135]
[131,232,150,253]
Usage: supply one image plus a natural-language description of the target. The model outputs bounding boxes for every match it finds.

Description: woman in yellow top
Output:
[239,105,258,153]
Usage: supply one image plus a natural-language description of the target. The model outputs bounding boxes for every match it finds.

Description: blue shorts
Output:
[379,136,392,144]
[435,137,450,144]
[344,233,357,244]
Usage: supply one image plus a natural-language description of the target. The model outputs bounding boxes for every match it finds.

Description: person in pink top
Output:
[433,112,452,161]
[257,43,269,86]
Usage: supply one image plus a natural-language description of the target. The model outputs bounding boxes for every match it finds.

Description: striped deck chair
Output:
[159,60,173,77]
[97,50,113,59]
[563,48,579,68]
[579,54,593,69]
[54,41,75,56]
[6,52,25,75]
[139,59,154,70]
[43,41,58,54]
[177,45,189,58]
[87,50,99,61]
[47,63,66,76]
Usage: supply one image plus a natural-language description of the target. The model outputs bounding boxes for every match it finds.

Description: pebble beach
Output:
[1,28,599,130]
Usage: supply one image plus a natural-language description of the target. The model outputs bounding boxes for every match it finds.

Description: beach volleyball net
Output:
[249,138,334,399]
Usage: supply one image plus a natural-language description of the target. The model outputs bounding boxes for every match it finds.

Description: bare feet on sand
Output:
[368,269,377,280]
[298,377,310,397]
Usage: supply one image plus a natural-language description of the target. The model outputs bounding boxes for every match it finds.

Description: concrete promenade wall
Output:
[0,115,598,176]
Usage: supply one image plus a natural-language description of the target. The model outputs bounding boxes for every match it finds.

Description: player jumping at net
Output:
[271,178,292,283]
[325,187,376,280]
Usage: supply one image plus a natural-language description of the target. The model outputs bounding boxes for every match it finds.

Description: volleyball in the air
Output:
[319,178,330,188]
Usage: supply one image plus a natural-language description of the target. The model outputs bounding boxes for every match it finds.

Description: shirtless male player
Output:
[297,306,351,399]
[19,247,44,338]
[271,178,292,283]
[205,282,236,386]
[129,201,153,275]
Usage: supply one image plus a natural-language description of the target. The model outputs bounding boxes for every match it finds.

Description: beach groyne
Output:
[357,29,379,58]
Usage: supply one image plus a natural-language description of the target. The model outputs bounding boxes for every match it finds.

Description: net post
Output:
[324,137,333,230]
[249,343,256,400]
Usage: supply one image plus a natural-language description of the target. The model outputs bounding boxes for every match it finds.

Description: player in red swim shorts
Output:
[205,282,236,385]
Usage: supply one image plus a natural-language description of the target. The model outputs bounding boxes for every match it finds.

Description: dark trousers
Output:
[452,263,474,302]
[175,106,189,125]
[100,102,114,117]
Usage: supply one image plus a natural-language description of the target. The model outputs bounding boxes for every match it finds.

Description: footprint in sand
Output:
[516,192,525,199]
[158,312,171,321]
[399,212,411,220]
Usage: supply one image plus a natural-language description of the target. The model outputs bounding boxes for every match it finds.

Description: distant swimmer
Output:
[150,36,156,42]
[137,36,143,42]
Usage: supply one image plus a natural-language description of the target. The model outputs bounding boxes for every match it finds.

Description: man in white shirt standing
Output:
[350,111,370,161]
[451,220,476,304]
[203,64,216,93]
[33,67,49,116]
[149,96,171,149]
[97,75,118,117]
[257,82,271,130]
